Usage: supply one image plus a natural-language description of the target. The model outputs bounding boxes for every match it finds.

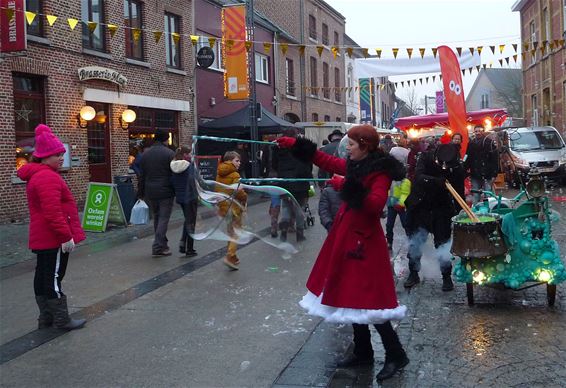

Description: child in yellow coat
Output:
[216,151,247,270]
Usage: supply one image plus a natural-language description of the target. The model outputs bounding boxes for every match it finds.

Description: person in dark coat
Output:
[403,142,466,292]
[465,125,499,203]
[272,129,313,242]
[318,176,342,232]
[317,129,344,186]
[139,129,175,257]
[276,125,409,383]
[170,145,198,257]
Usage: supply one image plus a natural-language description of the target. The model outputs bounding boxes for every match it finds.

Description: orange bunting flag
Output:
[87,21,98,33]
[316,45,324,57]
[419,48,426,58]
[489,45,495,54]
[154,31,163,43]
[132,28,141,42]
[559,39,565,47]
[375,48,382,58]
[346,47,353,58]
[67,18,79,30]
[25,11,36,26]
[172,32,180,45]
[190,35,198,46]
[263,42,272,54]
[477,46,483,55]
[280,43,288,55]
[431,47,438,58]
[46,15,57,26]
[362,48,369,58]
[540,45,546,56]
[512,43,518,53]
[523,43,529,51]
[550,41,555,50]
[406,48,413,59]
[499,44,505,54]
[392,48,399,59]
[107,24,118,37]
[521,52,526,60]
[245,41,253,51]
[456,47,462,57]
[298,45,305,55]
[469,47,475,56]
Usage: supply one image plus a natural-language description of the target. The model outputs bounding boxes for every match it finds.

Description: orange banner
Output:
[222,5,248,100]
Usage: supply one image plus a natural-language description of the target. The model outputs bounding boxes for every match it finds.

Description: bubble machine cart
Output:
[452,169,566,306]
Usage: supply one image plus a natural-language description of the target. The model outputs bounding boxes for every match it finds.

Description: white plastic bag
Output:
[130,199,149,225]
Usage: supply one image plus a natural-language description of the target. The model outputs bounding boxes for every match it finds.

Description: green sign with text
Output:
[82,183,127,232]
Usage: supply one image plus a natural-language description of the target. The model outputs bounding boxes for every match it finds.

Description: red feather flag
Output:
[438,45,468,156]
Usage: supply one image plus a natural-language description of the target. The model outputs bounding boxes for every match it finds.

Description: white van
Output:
[501,126,566,184]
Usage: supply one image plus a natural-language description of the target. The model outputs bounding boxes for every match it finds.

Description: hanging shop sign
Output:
[196,46,215,68]
[78,66,128,87]
[0,0,26,53]
[82,182,127,232]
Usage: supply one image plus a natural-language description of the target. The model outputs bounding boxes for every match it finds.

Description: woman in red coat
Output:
[277,125,409,382]
[17,124,86,331]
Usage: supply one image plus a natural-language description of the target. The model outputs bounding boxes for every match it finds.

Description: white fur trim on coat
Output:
[299,291,407,324]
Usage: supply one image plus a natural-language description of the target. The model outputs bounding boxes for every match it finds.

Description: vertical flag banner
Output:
[359,78,372,124]
[0,0,26,53]
[435,91,445,113]
[222,5,248,100]
[438,45,468,156]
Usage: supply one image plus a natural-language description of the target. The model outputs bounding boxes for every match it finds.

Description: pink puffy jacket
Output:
[17,163,86,250]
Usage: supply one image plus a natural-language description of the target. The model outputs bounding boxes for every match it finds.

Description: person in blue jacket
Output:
[170,145,198,257]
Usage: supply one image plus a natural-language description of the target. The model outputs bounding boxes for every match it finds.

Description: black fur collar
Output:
[341,151,406,209]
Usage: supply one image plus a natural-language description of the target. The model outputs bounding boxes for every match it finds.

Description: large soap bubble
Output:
[336,135,349,159]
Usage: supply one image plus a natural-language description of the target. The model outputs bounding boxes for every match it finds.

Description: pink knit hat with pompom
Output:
[32,124,66,158]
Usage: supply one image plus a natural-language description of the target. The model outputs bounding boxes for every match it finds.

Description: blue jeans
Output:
[385,205,408,245]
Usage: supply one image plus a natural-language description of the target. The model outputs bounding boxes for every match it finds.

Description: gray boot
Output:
[35,295,53,329]
[47,296,86,330]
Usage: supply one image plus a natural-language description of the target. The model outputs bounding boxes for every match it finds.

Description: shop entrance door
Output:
[87,102,112,183]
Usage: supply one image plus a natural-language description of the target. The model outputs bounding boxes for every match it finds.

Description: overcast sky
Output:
[325,0,521,109]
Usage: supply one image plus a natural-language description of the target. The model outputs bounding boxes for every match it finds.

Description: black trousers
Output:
[352,322,404,361]
[33,248,69,299]
[180,200,198,252]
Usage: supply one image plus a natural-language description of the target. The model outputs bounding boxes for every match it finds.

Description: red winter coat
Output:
[17,163,86,250]
[307,150,400,310]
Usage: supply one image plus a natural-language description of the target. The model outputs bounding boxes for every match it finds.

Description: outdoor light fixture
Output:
[537,269,552,283]
[119,109,137,130]
[77,105,96,128]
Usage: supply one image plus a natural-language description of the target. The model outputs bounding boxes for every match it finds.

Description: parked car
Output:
[500,126,566,185]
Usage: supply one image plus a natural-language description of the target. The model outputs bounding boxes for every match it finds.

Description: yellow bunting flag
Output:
[4,8,14,21]
[392,48,399,59]
[316,45,324,57]
[559,39,565,47]
[263,42,272,54]
[132,28,141,42]
[172,32,180,45]
[406,48,413,59]
[25,11,36,26]
[523,43,529,51]
[225,39,234,49]
[513,54,518,63]
[331,46,339,59]
[208,37,216,47]
[512,43,517,53]
[280,43,288,55]
[380,84,385,90]
[154,31,163,43]
[540,45,546,56]
[298,45,305,55]
[521,52,526,60]
[549,41,555,50]
[190,35,198,46]
[375,48,382,58]
[87,21,98,33]
[477,46,483,55]
[469,47,475,56]
[419,48,426,58]
[245,41,253,51]
[362,48,369,58]
[499,44,505,54]
[67,18,79,30]
[107,24,118,37]
[346,47,353,58]
[46,15,57,26]
[431,47,437,58]
[456,47,462,57]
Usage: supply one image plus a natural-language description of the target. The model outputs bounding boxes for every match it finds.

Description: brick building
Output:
[0,0,195,223]
[512,0,565,133]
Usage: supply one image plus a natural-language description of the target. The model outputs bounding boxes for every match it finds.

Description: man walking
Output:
[466,125,499,203]
[139,129,175,257]
[317,129,344,186]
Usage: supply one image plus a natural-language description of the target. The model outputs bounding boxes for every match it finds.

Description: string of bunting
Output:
[4,6,564,59]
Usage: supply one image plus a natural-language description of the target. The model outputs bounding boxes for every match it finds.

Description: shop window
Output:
[13,74,45,171]
[124,0,144,60]
[323,62,329,99]
[255,54,269,83]
[26,0,43,37]
[165,13,181,68]
[196,34,223,70]
[82,0,107,52]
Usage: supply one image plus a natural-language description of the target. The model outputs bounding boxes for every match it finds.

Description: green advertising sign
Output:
[82,183,127,232]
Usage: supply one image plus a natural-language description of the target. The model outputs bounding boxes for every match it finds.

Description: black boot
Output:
[296,228,306,242]
[403,270,420,288]
[375,322,409,382]
[35,295,53,329]
[442,272,454,291]
[47,296,86,330]
[337,324,374,368]
[375,351,410,382]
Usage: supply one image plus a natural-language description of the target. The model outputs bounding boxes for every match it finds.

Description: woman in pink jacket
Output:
[17,124,86,330]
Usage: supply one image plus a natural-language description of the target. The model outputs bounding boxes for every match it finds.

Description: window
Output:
[323,62,329,99]
[322,23,328,45]
[26,0,43,37]
[347,66,353,101]
[336,117,341,122]
[128,108,178,159]
[13,74,45,170]
[334,67,341,101]
[255,53,269,83]
[124,0,144,60]
[324,115,331,122]
[334,31,339,47]
[481,93,489,109]
[312,113,319,121]
[542,8,550,42]
[196,34,223,70]
[165,13,181,68]
[308,15,317,40]
[285,58,295,96]
[531,94,538,125]
[529,20,536,64]
[82,0,106,51]
[310,56,318,95]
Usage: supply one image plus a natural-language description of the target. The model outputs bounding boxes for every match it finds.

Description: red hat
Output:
[347,125,380,152]
[32,124,66,158]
